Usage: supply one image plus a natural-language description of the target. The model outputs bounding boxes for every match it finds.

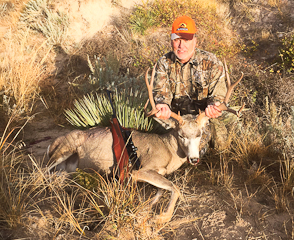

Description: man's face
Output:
[171,36,197,63]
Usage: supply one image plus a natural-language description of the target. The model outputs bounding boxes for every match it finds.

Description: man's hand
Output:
[155,104,171,120]
[205,102,222,118]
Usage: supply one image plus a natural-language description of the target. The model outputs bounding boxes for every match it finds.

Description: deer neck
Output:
[161,130,187,159]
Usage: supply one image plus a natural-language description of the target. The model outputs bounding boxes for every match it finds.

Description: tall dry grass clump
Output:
[74,171,163,239]
[0,31,51,119]
[0,119,42,230]
[19,0,70,46]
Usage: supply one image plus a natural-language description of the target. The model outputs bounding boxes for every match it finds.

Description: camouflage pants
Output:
[209,112,238,151]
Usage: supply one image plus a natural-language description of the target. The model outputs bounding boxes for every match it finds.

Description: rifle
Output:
[106,90,140,182]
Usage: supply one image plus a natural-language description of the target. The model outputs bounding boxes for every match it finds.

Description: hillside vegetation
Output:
[0,0,294,239]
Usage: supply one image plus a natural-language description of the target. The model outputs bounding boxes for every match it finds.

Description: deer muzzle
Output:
[187,157,200,165]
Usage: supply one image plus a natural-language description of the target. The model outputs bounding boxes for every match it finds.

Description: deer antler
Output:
[144,63,183,125]
[217,59,245,117]
[144,63,159,117]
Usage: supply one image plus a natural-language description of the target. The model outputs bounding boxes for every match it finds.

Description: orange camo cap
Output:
[171,16,197,40]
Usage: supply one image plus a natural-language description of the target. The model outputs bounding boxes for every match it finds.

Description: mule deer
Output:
[47,61,244,223]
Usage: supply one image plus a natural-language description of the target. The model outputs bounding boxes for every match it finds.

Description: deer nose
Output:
[187,157,200,165]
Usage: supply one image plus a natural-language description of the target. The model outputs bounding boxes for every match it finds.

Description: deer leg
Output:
[150,188,164,206]
[47,151,76,173]
[132,169,181,223]
[63,153,79,172]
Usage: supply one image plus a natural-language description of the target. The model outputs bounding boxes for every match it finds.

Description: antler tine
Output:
[144,63,160,117]
[217,59,245,117]
[223,59,244,105]
[170,112,183,125]
[195,110,206,123]
[224,58,231,88]
[144,63,184,125]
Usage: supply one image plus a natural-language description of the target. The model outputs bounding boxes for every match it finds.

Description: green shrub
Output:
[81,54,149,94]
[279,34,294,73]
[129,5,156,35]
[260,97,294,158]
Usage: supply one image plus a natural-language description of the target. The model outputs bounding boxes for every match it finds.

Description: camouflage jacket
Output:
[153,48,227,115]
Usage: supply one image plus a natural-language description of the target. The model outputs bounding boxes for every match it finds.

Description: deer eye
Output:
[178,134,184,139]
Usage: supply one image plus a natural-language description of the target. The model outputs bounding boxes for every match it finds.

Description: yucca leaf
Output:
[64,91,153,132]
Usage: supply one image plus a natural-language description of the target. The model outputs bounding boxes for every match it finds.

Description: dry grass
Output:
[0,0,293,238]
[0,30,51,119]
[229,122,269,168]
[0,0,28,26]
[0,146,168,239]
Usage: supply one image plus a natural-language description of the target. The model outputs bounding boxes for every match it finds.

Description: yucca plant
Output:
[86,55,145,93]
[64,90,154,132]
[67,52,155,131]
[19,0,69,45]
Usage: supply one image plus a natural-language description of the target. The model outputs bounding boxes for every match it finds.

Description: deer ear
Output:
[153,117,177,130]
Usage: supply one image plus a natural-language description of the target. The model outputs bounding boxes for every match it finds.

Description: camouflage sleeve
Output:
[207,58,227,105]
[153,56,173,107]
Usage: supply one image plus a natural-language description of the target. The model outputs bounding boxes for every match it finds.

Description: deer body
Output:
[48,126,190,175]
[48,113,210,175]
[48,114,210,223]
